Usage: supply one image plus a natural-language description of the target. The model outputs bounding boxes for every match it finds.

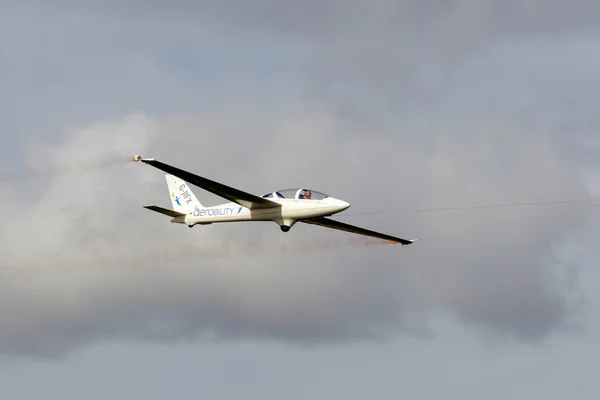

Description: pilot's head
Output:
[305,190,312,198]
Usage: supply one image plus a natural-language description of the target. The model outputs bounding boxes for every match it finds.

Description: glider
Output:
[132,155,416,245]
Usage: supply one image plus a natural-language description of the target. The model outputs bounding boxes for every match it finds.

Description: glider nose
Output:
[333,198,350,211]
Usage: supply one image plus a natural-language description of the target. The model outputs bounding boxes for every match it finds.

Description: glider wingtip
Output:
[131,155,160,162]
[384,238,418,245]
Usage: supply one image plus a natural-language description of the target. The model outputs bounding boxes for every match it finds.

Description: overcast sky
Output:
[1,1,599,399]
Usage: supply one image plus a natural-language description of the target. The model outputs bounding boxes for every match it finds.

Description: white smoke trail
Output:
[0,156,136,184]
[3,236,394,280]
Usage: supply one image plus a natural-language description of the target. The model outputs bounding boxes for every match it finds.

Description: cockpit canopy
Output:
[261,188,329,200]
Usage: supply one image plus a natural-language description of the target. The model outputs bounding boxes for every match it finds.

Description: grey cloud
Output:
[17,1,600,35]
[0,0,597,359]
[0,105,591,358]
[5,1,599,121]
[9,1,600,67]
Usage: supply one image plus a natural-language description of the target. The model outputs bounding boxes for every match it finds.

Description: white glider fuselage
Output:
[172,197,350,228]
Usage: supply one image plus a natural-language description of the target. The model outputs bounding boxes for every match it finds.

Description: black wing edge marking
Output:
[140,159,280,210]
[301,217,416,245]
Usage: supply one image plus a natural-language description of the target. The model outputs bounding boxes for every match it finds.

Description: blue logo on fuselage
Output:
[193,206,244,217]
[175,196,182,206]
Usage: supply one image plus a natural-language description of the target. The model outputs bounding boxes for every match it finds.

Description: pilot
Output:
[304,190,312,199]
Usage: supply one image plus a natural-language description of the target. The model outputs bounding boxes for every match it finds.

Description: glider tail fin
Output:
[165,174,203,214]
